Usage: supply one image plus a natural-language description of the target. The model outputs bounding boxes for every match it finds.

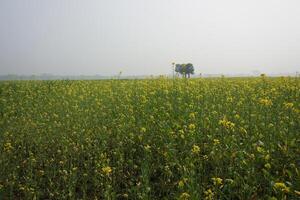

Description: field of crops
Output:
[0,77,299,199]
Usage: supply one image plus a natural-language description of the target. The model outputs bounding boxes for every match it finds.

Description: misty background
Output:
[0,0,300,77]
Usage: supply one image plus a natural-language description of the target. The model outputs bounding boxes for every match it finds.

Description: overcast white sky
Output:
[0,0,300,76]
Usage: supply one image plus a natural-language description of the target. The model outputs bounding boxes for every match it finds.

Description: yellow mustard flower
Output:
[144,144,151,152]
[211,177,223,186]
[102,166,112,176]
[273,182,290,193]
[213,139,220,145]
[179,192,190,200]
[204,188,214,200]
[191,145,200,154]
[178,178,188,188]
[188,123,196,130]
[283,102,294,109]
[4,142,13,152]
[189,112,196,120]
[219,117,235,130]
[259,98,272,106]
[264,163,271,169]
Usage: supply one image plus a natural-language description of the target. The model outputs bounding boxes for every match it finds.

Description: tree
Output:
[174,63,195,78]
[185,63,195,78]
[175,64,182,76]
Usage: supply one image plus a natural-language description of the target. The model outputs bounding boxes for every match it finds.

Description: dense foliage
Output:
[175,63,195,78]
[0,77,299,199]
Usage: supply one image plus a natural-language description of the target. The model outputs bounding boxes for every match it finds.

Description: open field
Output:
[0,77,299,199]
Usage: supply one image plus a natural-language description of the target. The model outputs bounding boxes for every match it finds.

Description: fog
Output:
[1,0,300,76]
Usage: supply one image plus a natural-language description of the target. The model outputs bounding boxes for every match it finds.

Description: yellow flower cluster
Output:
[211,177,223,186]
[101,166,112,176]
[179,192,190,200]
[191,145,200,154]
[188,123,196,131]
[219,118,235,130]
[283,102,294,109]
[273,182,290,193]
[213,139,220,145]
[259,98,273,106]
[178,178,188,188]
[204,189,214,200]
[3,142,13,152]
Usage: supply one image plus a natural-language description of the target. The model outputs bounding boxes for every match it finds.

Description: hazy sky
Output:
[1,0,300,76]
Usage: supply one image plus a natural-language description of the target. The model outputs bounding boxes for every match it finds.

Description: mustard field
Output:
[0,77,299,199]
